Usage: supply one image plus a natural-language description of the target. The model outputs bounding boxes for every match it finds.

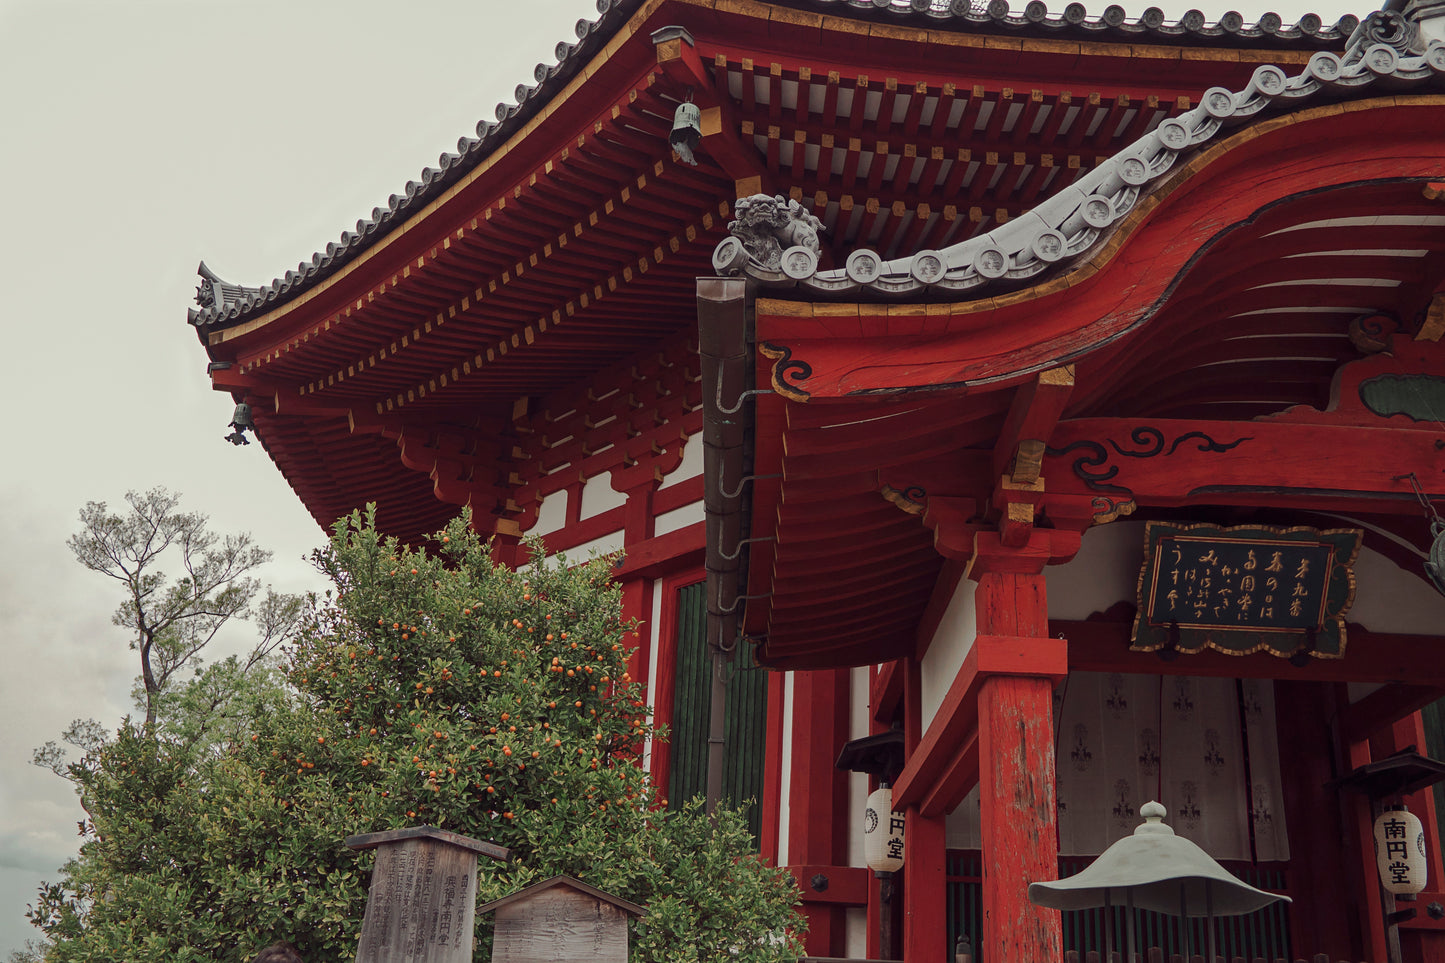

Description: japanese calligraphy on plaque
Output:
[1131,522,1361,659]
[480,876,646,963]
[346,825,509,963]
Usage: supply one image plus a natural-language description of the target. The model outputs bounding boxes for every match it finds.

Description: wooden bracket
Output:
[992,474,1045,547]
[893,633,1068,815]
[921,496,978,560]
[991,365,1075,481]
[968,528,1081,577]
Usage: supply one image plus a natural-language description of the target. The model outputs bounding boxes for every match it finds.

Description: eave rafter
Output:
[701,39,1316,257]
[219,63,742,402]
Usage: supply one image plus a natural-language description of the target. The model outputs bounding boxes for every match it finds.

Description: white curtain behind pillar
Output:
[945,672,1290,861]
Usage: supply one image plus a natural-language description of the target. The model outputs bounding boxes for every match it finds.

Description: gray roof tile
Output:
[189,0,1356,335]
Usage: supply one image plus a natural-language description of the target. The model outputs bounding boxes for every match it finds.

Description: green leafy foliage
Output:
[31,508,803,962]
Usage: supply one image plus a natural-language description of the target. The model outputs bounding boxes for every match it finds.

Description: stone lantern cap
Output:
[1027,802,1291,917]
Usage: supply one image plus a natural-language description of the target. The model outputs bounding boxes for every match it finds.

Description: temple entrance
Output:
[944,670,1298,960]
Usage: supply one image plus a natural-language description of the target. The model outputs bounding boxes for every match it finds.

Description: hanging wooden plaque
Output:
[1131,522,1361,658]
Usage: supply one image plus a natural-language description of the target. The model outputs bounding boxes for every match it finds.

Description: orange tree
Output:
[31,508,803,963]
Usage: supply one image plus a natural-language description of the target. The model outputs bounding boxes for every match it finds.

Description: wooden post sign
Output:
[479,876,646,963]
[345,826,509,963]
[1131,522,1361,659]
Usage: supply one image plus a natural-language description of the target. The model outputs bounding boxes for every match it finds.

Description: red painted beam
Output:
[1059,619,1445,687]
[892,634,1066,813]
[1043,416,1445,516]
[1341,684,1445,743]
[787,865,871,906]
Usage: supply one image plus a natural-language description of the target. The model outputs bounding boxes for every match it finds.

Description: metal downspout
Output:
[696,276,751,814]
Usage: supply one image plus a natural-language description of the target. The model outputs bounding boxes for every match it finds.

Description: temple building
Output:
[187,0,1445,959]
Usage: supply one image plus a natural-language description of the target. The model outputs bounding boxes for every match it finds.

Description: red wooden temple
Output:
[188,1,1445,960]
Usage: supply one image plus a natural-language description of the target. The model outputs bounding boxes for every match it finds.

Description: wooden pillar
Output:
[1274,681,1355,958]
[789,667,852,957]
[1346,736,1393,963]
[901,652,945,963]
[1387,714,1445,963]
[903,804,948,963]
[619,479,656,684]
[972,555,1061,963]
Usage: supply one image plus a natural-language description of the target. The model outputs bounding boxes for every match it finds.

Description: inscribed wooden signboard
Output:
[346,826,509,963]
[479,876,646,963]
[1131,522,1361,659]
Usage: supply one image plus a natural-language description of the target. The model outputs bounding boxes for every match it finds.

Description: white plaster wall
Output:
[847,665,870,869]
[532,491,567,536]
[778,671,795,867]
[560,529,625,560]
[642,577,664,773]
[946,786,982,849]
[660,434,703,488]
[845,908,868,959]
[1045,523,1445,635]
[579,471,627,519]
[1045,520,1146,619]
[1347,544,1445,634]
[654,499,704,536]
[921,578,978,729]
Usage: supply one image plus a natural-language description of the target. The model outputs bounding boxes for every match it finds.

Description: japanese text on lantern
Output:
[1383,816,1412,885]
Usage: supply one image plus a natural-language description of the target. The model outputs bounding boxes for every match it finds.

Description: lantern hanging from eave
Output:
[1374,806,1428,896]
[864,786,905,873]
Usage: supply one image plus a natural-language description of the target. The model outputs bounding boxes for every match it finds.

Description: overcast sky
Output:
[0,0,1368,956]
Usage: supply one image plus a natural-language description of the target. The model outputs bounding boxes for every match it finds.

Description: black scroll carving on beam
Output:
[759,342,812,403]
[1111,426,1253,458]
[1047,427,1252,494]
[1043,440,1132,493]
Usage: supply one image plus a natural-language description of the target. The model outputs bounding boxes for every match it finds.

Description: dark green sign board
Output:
[1131,522,1362,659]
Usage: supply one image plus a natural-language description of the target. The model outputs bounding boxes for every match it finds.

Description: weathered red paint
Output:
[973,569,1061,963]
[902,806,948,963]
[978,674,1061,963]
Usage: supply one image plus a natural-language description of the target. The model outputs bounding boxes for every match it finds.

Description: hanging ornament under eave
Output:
[1374,807,1428,896]
[1398,473,1445,595]
[864,786,905,873]
[1427,519,1445,596]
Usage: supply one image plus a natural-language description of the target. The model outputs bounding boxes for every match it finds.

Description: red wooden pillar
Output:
[972,546,1062,963]
[1346,736,1392,963]
[619,479,656,684]
[789,667,852,957]
[903,802,948,962]
[903,657,947,963]
[1387,714,1445,963]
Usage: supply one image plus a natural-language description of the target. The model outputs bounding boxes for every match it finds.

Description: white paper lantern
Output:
[1374,807,1428,896]
[864,786,906,873]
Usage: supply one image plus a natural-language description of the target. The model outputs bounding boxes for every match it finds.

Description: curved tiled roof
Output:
[717,7,1445,299]
[188,0,1358,335]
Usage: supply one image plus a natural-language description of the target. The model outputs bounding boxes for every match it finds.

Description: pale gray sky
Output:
[0,0,1366,956]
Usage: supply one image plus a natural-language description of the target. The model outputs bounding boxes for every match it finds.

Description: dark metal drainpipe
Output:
[696,276,751,814]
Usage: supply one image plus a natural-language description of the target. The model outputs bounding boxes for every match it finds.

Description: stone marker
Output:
[478,876,646,963]
[346,826,509,963]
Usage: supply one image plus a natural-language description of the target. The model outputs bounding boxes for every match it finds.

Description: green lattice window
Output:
[666,580,768,839]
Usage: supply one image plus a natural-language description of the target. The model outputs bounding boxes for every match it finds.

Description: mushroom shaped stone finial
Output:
[1136,800,1171,834]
